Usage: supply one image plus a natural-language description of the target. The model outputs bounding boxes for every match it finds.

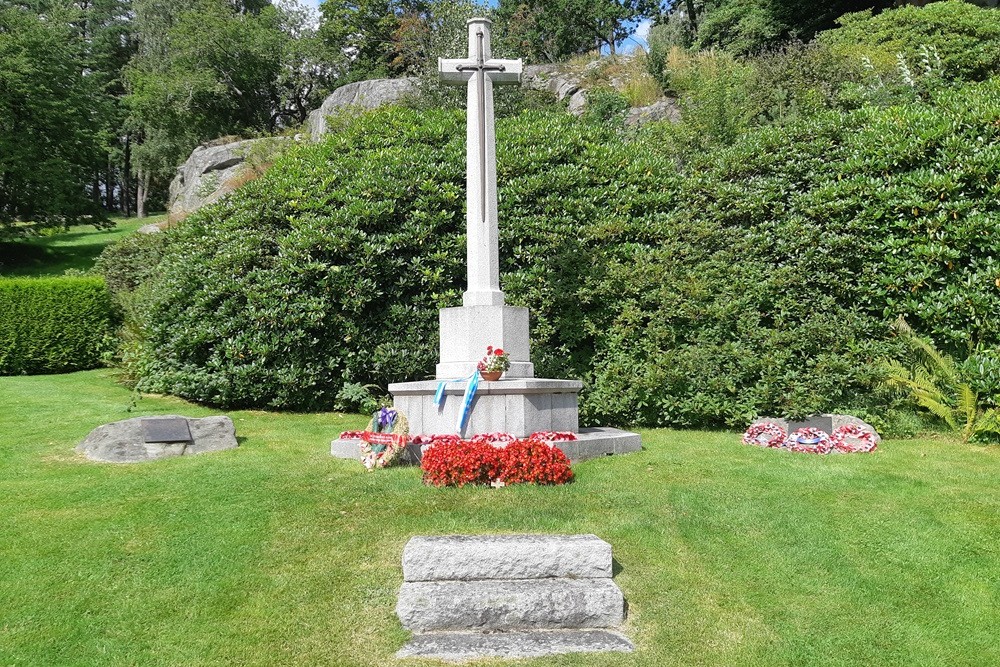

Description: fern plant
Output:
[879,318,1000,442]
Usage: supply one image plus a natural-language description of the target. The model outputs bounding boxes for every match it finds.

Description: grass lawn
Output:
[1,372,998,666]
[0,215,164,277]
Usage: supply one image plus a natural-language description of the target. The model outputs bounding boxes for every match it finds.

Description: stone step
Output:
[403,534,612,582]
[396,579,625,633]
[396,629,635,660]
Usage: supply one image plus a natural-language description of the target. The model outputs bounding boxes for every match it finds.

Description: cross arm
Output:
[438,58,523,85]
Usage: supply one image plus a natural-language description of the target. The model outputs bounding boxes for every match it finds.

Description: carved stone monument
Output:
[334,19,639,455]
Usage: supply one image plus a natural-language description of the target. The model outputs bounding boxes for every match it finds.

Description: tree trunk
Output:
[105,156,115,212]
[122,135,132,217]
[685,0,699,33]
[136,169,149,219]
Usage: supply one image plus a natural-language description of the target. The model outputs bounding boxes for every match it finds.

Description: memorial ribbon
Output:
[433,372,480,433]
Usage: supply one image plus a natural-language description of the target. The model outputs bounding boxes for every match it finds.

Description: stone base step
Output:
[403,534,612,582]
[396,629,635,661]
[396,579,625,633]
[330,427,641,464]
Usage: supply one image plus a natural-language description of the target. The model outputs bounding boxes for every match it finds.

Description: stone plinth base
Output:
[330,428,641,464]
[390,378,581,438]
[437,305,534,379]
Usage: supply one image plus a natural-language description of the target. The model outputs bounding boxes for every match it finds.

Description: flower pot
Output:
[479,371,503,381]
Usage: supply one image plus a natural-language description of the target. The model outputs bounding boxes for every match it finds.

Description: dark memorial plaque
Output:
[141,418,193,443]
[788,415,833,434]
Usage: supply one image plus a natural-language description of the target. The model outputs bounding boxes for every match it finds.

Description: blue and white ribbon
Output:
[434,372,479,433]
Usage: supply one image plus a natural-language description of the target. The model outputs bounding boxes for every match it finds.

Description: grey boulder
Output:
[167,137,287,220]
[77,415,238,463]
[306,77,419,140]
[626,98,682,126]
[522,65,582,103]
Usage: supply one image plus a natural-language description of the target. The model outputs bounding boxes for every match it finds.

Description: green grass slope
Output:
[0,216,160,277]
[1,371,998,666]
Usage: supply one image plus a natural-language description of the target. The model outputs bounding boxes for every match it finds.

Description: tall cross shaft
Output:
[439,19,522,307]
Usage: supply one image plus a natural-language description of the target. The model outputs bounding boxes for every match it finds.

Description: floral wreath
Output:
[786,427,832,454]
[530,431,579,443]
[360,407,409,470]
[830,424,878,453]
[742,422,787,449]
[471,432,518,447]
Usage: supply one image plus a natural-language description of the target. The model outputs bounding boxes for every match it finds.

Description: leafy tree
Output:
[0,3,109,234]
[125,0,328,216]
[655,0,895,55]
[496,0,663,60]
[319,0,430,80]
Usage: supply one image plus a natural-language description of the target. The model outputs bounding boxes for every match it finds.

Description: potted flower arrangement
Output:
[477,345,510,381]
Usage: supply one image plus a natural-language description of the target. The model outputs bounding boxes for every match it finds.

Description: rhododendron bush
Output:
[421,438,573,488]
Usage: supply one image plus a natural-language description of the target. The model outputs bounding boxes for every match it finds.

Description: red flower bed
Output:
[498,439,574,485]
[420,438,574,487]
[421,439,501,488]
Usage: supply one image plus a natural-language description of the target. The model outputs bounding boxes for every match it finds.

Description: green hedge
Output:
[0,276,113,375]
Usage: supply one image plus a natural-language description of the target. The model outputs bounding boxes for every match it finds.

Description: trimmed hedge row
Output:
[0,277,113,375]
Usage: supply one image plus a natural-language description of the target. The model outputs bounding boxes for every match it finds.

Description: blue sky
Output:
[295,0,652,52]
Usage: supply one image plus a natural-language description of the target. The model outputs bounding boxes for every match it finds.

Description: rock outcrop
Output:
[168,62,679,219]
[168,137,287,220]
[305,77,419,140]
[524,62,679,124]
[169,78,420,219]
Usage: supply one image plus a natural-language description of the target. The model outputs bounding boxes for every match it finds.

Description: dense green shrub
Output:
[589,79,1000,427]
[129,108,660,410]
[651,0,898,57]
[129,80,1000,427]
[94,231,167,297]
[0,277,113,375]
[819,2,1000,83]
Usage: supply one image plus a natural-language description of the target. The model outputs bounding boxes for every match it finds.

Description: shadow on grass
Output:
[0,240,106,276]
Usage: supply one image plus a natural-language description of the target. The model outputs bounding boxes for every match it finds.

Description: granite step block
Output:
[402,534,612,582]
[396,578,625,633]
[396,628,635,660]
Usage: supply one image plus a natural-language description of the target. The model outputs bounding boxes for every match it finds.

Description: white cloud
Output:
[635,19,653,43]
[621,19,653,54]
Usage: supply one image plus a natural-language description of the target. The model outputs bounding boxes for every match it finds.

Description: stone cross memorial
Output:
[339,19,641,454]
[438,18,521,310]
[433,18,534,381]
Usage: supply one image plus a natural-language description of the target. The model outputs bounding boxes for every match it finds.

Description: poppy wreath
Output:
[742,422,787,449]
[786,427,833,454]
[831,424,879,453]
[471,432,517,447]
[529,431,579,443]
[360,408,409,470]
